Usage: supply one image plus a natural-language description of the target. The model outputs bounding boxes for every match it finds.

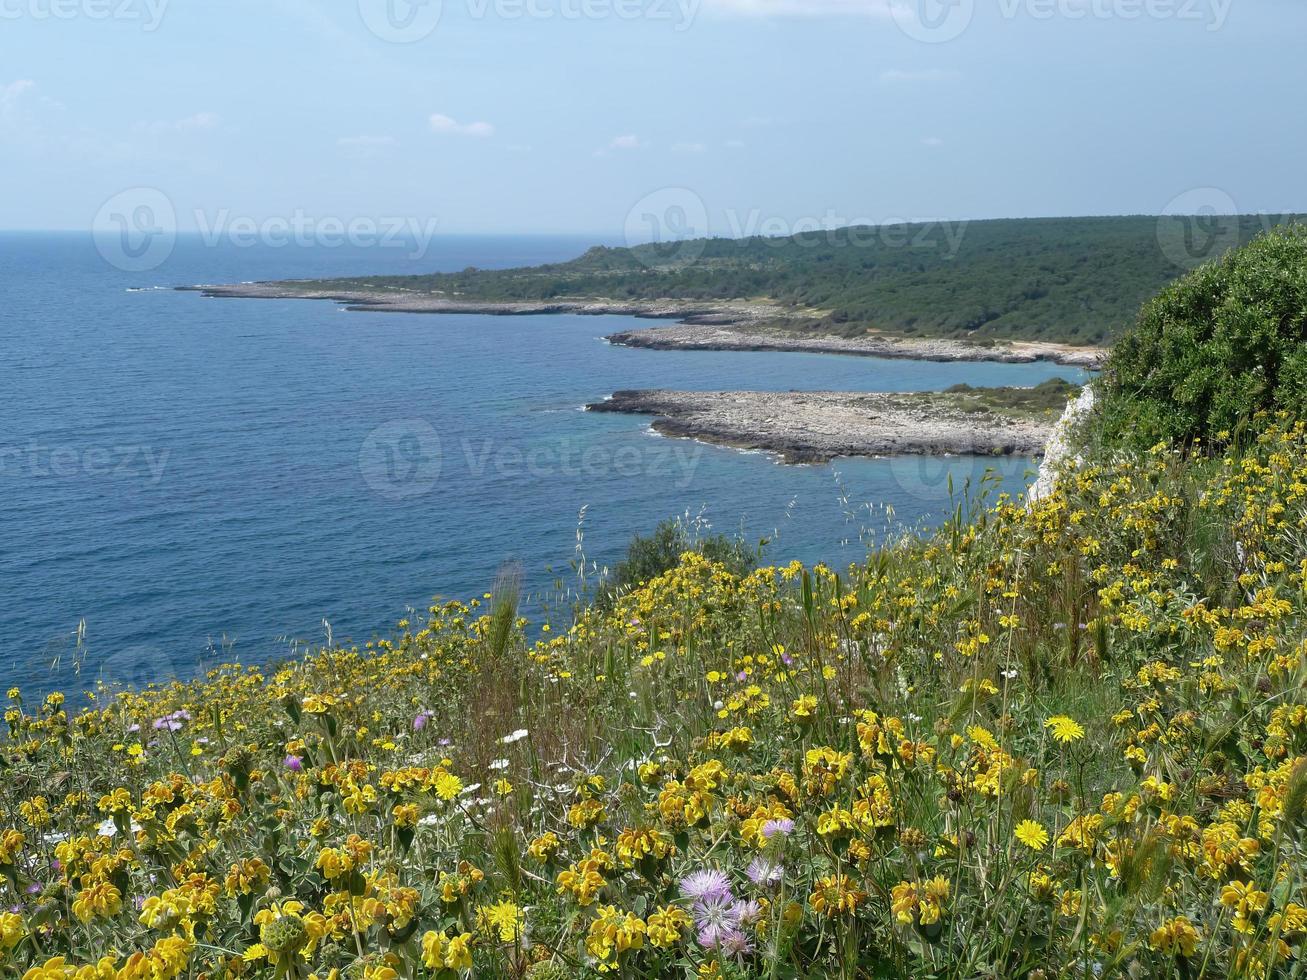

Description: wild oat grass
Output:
[2,415,1306,979]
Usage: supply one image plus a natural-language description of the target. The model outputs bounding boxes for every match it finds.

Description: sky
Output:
[1,0,1304,239]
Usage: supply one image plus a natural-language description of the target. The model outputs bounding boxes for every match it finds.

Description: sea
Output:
[0,232,1089,693]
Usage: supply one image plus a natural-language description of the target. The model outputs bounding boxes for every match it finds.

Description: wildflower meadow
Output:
[3,230,1307,978]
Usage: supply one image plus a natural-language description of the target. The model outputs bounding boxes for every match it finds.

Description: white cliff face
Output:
[1028,385,1097,503]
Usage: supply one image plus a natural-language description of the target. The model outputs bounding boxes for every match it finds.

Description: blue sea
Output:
[0,233,1087,693]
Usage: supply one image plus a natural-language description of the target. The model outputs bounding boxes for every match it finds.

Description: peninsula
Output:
[586,379,1079,463]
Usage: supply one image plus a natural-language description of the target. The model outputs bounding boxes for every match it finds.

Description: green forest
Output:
[293,214,1303,345]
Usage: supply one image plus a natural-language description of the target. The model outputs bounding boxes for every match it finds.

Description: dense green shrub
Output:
[601,517,760,605]
[1100,224,1307,448]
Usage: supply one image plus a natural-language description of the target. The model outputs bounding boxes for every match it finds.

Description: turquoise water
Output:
[0,233,1087,691]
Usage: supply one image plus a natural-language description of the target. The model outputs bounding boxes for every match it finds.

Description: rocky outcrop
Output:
[587,389,1057,464]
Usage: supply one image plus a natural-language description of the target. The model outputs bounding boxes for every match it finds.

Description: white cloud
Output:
[429,113,494,138]
[725,139,746,149]
[1,79,37,128]
[595,134,645,156]
[1,79,35,106]
[880,68,962,83]
[133,112,221,135]
[702,0,893,16]
[672,142,706,154]
[922,136,945,147]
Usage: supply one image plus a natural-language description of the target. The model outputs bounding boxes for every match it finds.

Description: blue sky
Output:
[1,0,1303,236]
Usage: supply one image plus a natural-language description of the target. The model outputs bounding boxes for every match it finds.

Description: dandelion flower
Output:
[1015,820,1049,850]
[1044,715,1085,743]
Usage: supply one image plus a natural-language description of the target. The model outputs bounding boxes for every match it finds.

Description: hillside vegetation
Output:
[3,233,1307,978]
[297,215,1301,345]
[1100,225,1307,448]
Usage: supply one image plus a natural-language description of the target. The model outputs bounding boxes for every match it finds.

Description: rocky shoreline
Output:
[181,283,1106,368]
[587,389,1059,464]
[606,323,1106,369]
[179,283,779,327]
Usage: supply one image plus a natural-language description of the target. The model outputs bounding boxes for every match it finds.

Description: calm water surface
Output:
[0,233,1087,691]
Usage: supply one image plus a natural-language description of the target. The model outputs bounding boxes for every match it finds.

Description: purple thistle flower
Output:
[746,857,783,889]
[733,899,762,925]
[761,818,795,840]
[413,711,431,732]
[283,755,303,772]
[679,868,732,903]
[719,928,755,958]
[693,891,745,951]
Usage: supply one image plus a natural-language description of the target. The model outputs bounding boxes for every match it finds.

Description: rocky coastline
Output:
[605,323,1106,369]
[181,283,1106,368]
[587,389,1060,464]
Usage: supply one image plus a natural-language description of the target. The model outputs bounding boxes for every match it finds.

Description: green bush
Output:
[1100,223,1307,448]
[601,518,761,606]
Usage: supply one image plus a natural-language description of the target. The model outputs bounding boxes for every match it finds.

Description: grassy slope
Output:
[2,420,1305,978]
[290,215,1301,345]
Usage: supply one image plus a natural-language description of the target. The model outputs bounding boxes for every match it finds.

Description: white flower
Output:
[501,728,529,744]
[489,758,510,771]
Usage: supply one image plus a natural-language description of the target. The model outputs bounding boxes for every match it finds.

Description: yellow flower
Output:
[585,905,646,971]
[1044,715,1085,743]
[1,912,26,949]
[809,874,865,917]
[476,900,524,943]
[422,929,475,970]
[22,957,74,980]
[72,881,122,923]
[1014,820,1049,850]
[646,905,691,949]
[1149,915,1201,958]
